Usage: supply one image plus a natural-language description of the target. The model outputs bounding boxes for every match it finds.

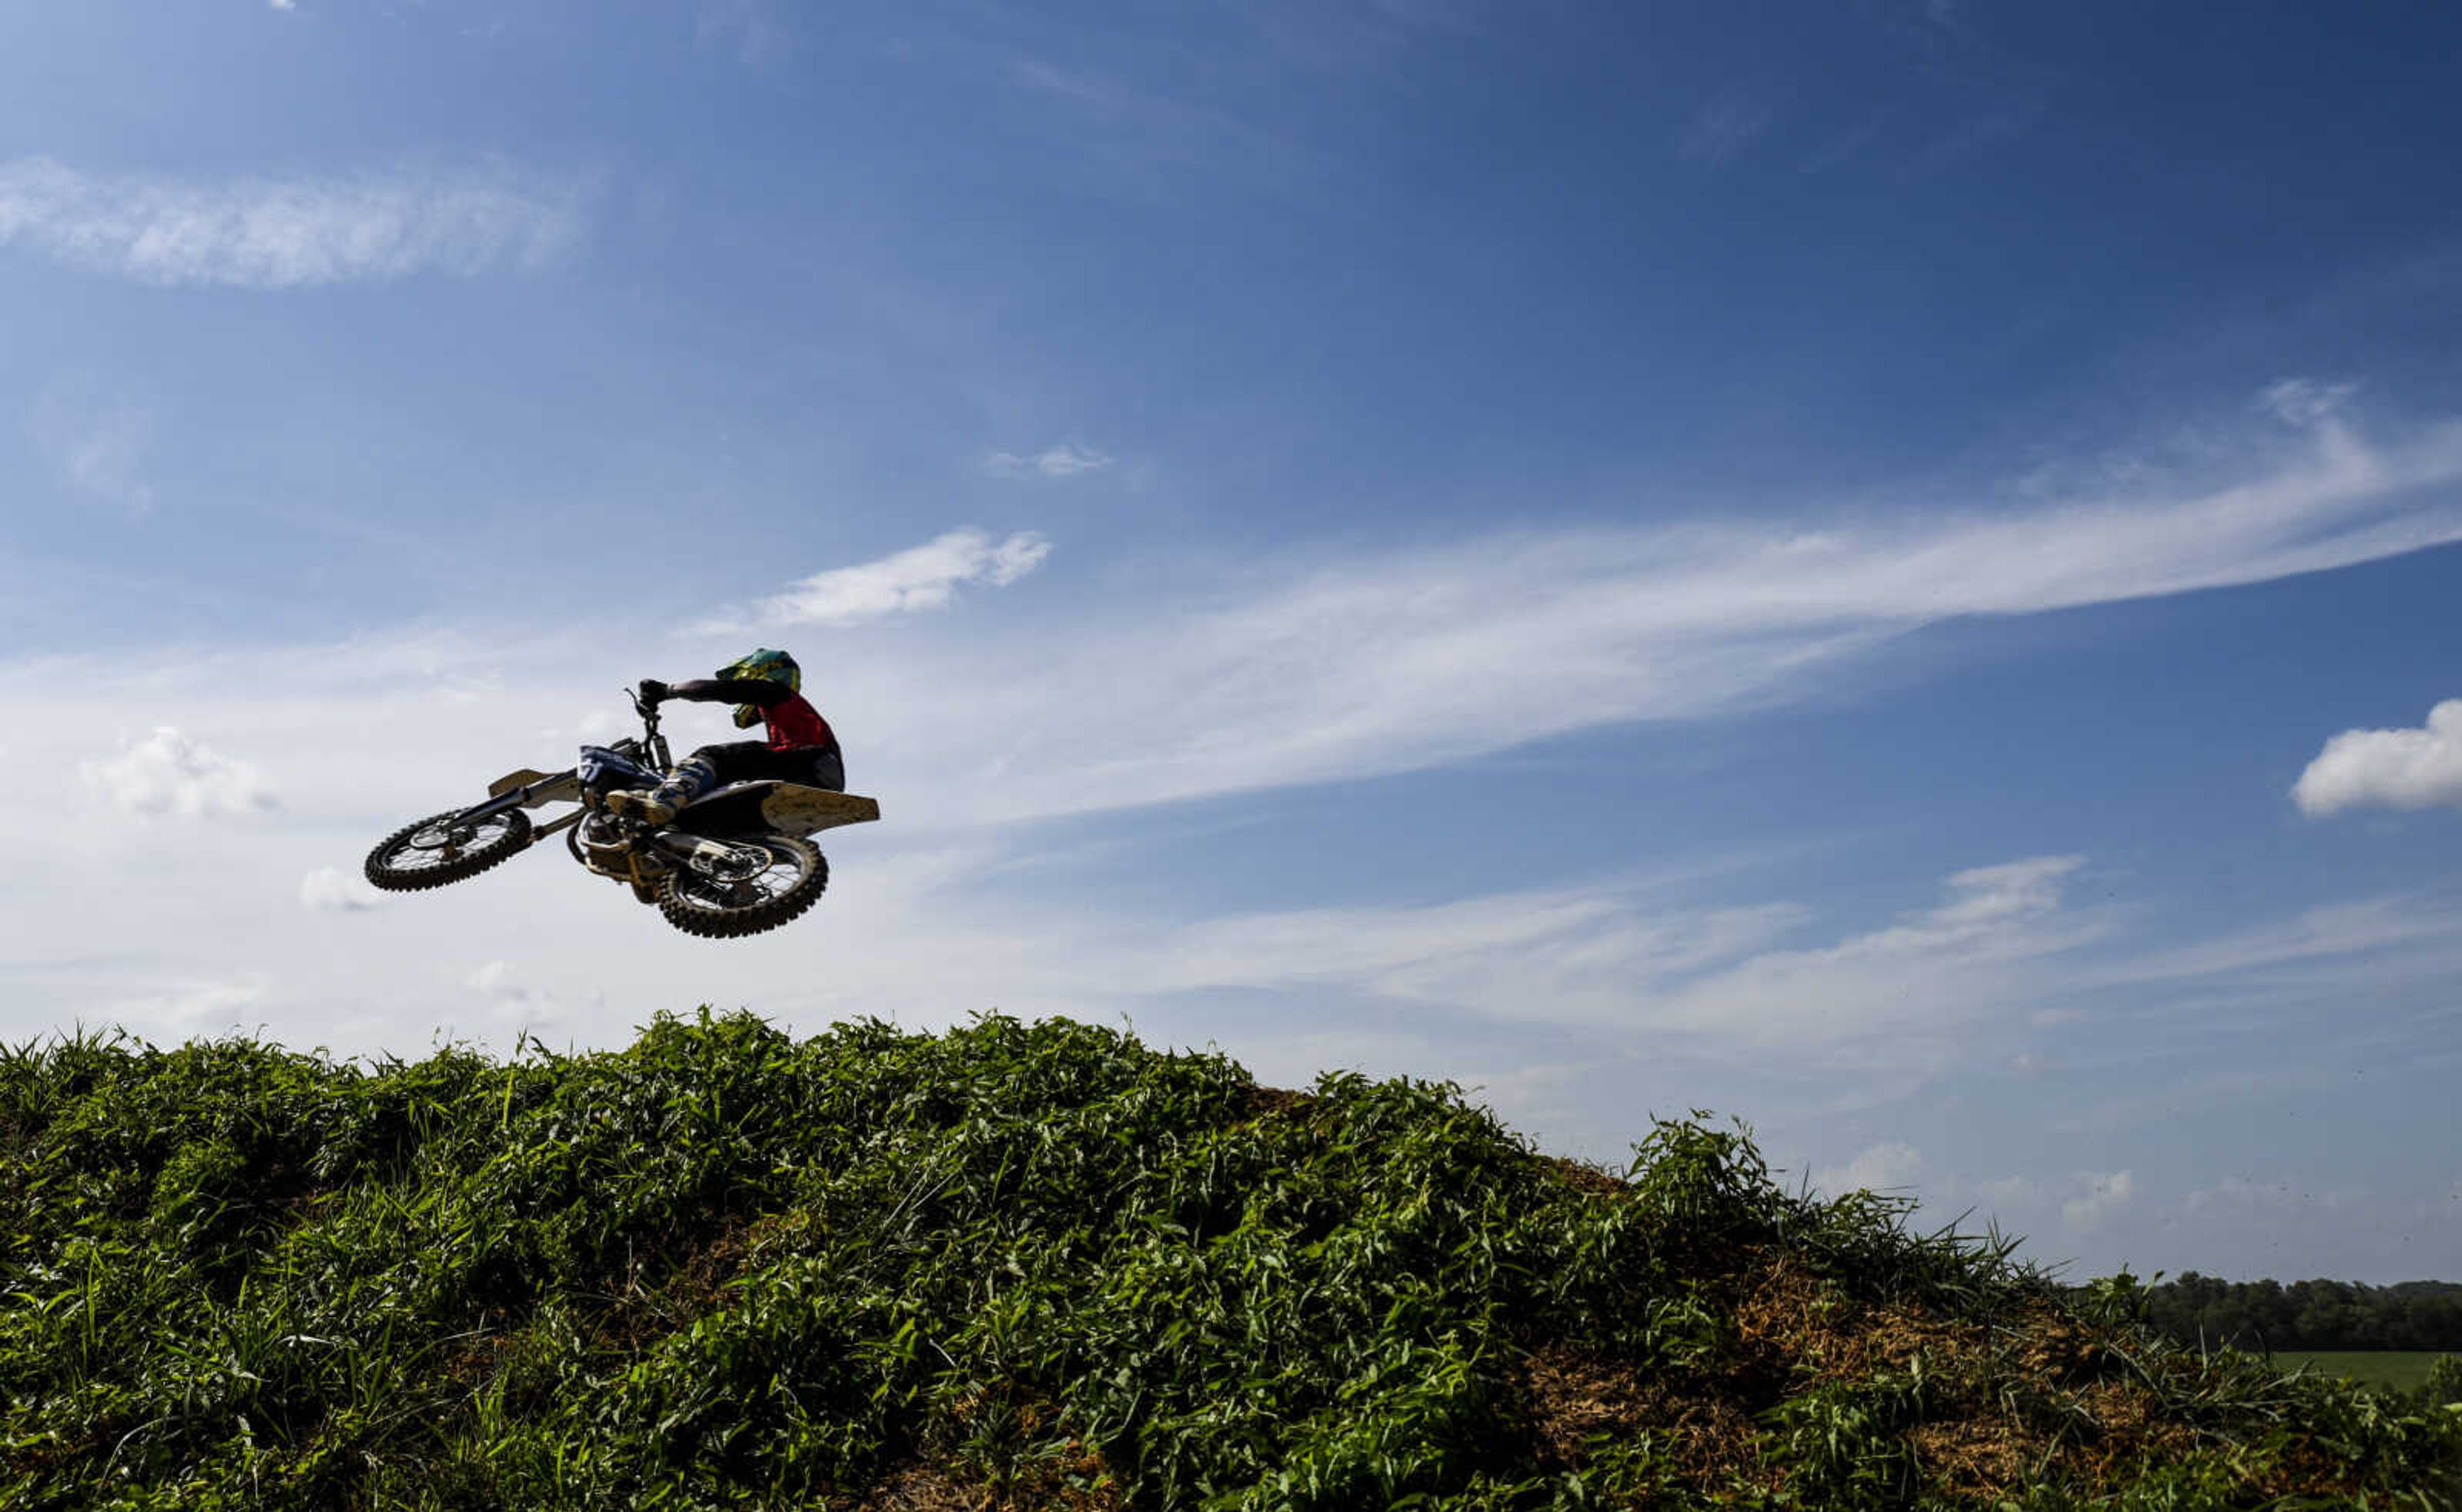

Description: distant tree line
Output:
[2141,1274,2462,1352]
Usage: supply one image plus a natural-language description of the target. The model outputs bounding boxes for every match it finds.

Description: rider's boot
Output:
[605,788,676,823]
[606,757,717,824]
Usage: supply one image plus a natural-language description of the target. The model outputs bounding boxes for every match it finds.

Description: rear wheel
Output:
[657,835,827,938]
[364,809,533,891]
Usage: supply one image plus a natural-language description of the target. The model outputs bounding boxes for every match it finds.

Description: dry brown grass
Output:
[849,1449,1121,1512]
[1498,1248,2340,1505]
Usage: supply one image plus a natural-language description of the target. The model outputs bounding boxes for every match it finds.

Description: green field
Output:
[2275,1350,2452,1392]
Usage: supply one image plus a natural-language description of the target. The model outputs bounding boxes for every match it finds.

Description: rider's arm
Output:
[661,677,794,708]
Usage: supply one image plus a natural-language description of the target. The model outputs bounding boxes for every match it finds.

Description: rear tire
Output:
[657,835,827,938]
[364,810,533,892]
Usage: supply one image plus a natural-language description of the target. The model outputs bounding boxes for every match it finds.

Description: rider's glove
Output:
[639,679,671,704]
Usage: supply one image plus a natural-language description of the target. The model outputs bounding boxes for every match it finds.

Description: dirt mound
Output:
[3,1011,2454,1508]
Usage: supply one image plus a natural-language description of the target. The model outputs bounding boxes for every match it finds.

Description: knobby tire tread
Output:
[658,837,828,938]
[363,810,533,892]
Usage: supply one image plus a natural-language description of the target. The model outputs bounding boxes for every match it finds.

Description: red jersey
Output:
[762,692,837,753]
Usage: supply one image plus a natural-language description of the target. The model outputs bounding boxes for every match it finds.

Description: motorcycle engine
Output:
[575,811,637,878]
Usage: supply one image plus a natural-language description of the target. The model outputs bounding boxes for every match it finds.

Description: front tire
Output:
[657,835,827,938]
[364,810,533,892]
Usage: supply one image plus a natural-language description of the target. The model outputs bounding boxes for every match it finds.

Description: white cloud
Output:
[1886,1167,2139,1238]
[1816,1140,1926,1197]
[300,865,383,913]
[694,528,1052,633]
[2292,699,2462,815]
[785,849,2091,1075]
[1087,888,1808,1024]
[269,0,296,10]
[2104,894,2462,984]
[876,410,2462,824]
[103,976,271,1042]
[983,443,1114,479]
[0,157,589,288]
[4,402,2462,1108]
[1973,1174,2039,1206]
[26,396,155,515]
[465,959,568,1031]
[83,727,278,817]
[5,619,2460,1284]
[467,959,538,1001]
[2061,1170,2136,1227]
[1623,856,2096,1058]
[2259,378,2357,427]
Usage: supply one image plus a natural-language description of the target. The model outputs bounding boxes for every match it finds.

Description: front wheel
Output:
[658,835,828,938]
[364,809,533,892]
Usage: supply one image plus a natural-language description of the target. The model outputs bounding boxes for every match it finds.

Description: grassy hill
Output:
[3,1010,2456,1509]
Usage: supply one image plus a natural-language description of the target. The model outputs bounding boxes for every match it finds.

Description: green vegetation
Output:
[4,1010,2458,1509]
[2146,1274,2462,1354]
[2274,1353,2460,1395]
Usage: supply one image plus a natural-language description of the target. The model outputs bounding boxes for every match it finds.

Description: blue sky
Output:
[5,0,2461,1283]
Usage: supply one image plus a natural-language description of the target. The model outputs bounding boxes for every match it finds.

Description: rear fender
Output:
[673,782,879,837]
[762,785,880,836]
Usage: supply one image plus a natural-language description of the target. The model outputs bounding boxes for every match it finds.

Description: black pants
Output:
[684,742,845,793]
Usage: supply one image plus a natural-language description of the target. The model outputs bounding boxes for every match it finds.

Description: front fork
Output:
[450,771,586,845]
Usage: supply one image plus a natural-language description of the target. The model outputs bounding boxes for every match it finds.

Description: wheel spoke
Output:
[673,841,807,912]
[365,808,532,892]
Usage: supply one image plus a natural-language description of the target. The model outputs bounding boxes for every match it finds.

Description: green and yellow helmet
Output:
[716,648,801,729]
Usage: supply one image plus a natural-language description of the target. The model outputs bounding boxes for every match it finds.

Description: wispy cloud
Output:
[27,395,156,515]
[2184,1175,2354,1217]
[1918,88,2051,169]
[1813,1140,1926,1197]
[464,959,569,1031]
[695,0,792,67]
[1087,888,1809,1024]
[1638,857,2098,1059]
[894,404,2462,822]
[0,157,590,288]
[83,727,278,818]
[983,442,1114,479]
[789,848,2091,1076]
[1677,90,1779,169]
[1004,58,1299,189]
[2104,895,2462,983]
[300,866,385,913]
[99,976,271,1040]
[2060,1170,2136,1228]
[693,528,1053,633]
[2292,699,2462,815]
[2259,378,2358,427]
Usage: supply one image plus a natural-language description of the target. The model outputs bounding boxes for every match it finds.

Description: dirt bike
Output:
[362,686,878,938]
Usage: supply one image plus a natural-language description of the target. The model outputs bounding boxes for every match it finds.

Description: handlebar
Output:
[627,685,671,771]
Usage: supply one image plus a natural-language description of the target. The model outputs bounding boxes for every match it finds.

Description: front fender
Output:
[487,768,583,807]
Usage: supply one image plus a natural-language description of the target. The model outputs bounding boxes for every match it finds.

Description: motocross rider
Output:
[605,648,844,823]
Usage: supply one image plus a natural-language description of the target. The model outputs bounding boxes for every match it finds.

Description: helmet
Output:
[717,648,800,729]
